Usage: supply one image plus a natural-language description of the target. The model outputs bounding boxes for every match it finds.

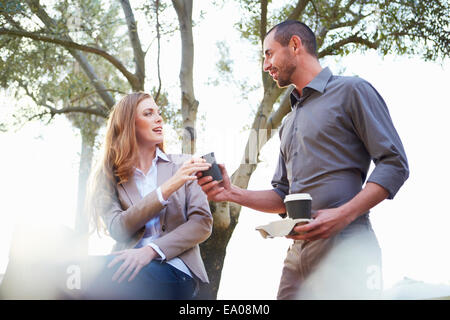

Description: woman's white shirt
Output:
[133,148,193,278]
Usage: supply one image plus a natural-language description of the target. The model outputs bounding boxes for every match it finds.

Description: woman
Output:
[85,92,213,299]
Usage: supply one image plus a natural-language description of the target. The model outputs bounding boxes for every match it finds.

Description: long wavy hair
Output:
[87,92,165,234]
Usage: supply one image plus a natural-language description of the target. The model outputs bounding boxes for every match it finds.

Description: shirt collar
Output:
[134,147,169,176]
[155,146,169,162]
[290,67,333,108]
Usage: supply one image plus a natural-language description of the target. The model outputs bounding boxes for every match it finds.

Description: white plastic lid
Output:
[284,193,312,202]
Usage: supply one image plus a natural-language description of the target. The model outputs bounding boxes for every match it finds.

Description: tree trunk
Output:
[74,126,97,253]
[198,88,291,299]
[197,201,241,299]
[172,0,198,155]
[172,0,300,299]
[120,0,146,91]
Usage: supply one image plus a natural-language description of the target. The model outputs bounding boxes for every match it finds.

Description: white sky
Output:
[0,1,449,299]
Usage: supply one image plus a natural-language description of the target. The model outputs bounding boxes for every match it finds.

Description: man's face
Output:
[263,32,296,88]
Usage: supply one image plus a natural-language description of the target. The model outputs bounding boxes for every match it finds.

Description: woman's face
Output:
[135,98,164,148]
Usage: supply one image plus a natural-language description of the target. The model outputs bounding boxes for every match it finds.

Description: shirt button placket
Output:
[294,101,301,133]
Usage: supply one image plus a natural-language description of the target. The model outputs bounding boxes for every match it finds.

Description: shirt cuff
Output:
[147,243,166,261]
[156,187,169,206]
[272,187,288,201]
[271,189,287,218]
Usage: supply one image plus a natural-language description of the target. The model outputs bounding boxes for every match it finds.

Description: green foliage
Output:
[216,41,233,74]
[0,0,188,139]
[235,0,266,46]
[207,40,261,101]
[207,40,234,86]
[0,1,24,14]
[138,0,178,38]
[0,1,128,132]
[234,0,449,61]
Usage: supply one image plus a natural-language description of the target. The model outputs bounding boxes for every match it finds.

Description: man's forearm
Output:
[228,186,285,213]
[341,182,390,222]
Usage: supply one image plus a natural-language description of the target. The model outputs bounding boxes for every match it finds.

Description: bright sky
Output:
[0,1,449,300]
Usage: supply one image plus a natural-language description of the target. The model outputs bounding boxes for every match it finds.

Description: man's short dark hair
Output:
[266,20,317,57]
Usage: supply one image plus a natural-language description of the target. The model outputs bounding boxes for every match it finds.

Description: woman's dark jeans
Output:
[83,255,196,300]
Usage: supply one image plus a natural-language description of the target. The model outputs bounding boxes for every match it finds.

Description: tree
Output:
[172,0,199,155]
[1,0,448,300]
[198,0,449,298]
[0,0,176,242]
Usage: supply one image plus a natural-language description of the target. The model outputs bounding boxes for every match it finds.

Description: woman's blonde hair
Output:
[87,92,164,234]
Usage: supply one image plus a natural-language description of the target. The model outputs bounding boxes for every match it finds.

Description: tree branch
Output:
[329,13,368,30]
[309,0,321,33]
[17,78,50,107]
[0,12,22,29]
[16,79,109,118]
[26,111,54,123]
[332,0,343,12]
[344,0,358,13]
[259,0,268,44]
[317,11,370,49]
[260,0,270,91]
[0,27,138,90]
[287,0,310,20]
[25,0,117,108]
[25,105,107,125]
[155,0,162,103]
[119,0,145,90]
[69,89,127,105]
[318,34,379,58]
[44,105,108,118]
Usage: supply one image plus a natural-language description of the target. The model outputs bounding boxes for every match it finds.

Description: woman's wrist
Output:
[161,178,177,200]
[144,245,159,259]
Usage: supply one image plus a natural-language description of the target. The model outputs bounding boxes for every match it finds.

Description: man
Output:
[198,20,409,299]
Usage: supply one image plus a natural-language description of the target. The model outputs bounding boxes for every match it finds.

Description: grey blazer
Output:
[98,154,213,283]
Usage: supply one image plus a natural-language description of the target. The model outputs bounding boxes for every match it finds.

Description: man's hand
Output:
[196,164,232,202]
[108,246,159,283]
[286,207,354,241]
[197,164,286,213]
[287,182,389,241]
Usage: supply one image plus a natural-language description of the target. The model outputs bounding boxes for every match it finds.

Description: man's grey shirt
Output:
[272,67,409,213]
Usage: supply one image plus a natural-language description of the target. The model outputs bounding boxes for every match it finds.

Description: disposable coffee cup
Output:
[284,193,312,219]
[201,152,223,182]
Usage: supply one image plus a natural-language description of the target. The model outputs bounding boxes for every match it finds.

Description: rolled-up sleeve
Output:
[349,80,409,199]
[271,150,290,200]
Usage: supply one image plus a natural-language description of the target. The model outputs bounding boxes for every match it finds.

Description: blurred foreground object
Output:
[0,224,101,299]
[382,277,450,300]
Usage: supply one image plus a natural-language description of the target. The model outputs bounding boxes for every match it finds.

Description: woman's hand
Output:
[108,246,158,283]
[161,157,211,200]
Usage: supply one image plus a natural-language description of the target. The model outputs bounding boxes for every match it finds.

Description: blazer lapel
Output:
[120,155,173,206]
[157,159,173,188]
[157,156,173,229]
